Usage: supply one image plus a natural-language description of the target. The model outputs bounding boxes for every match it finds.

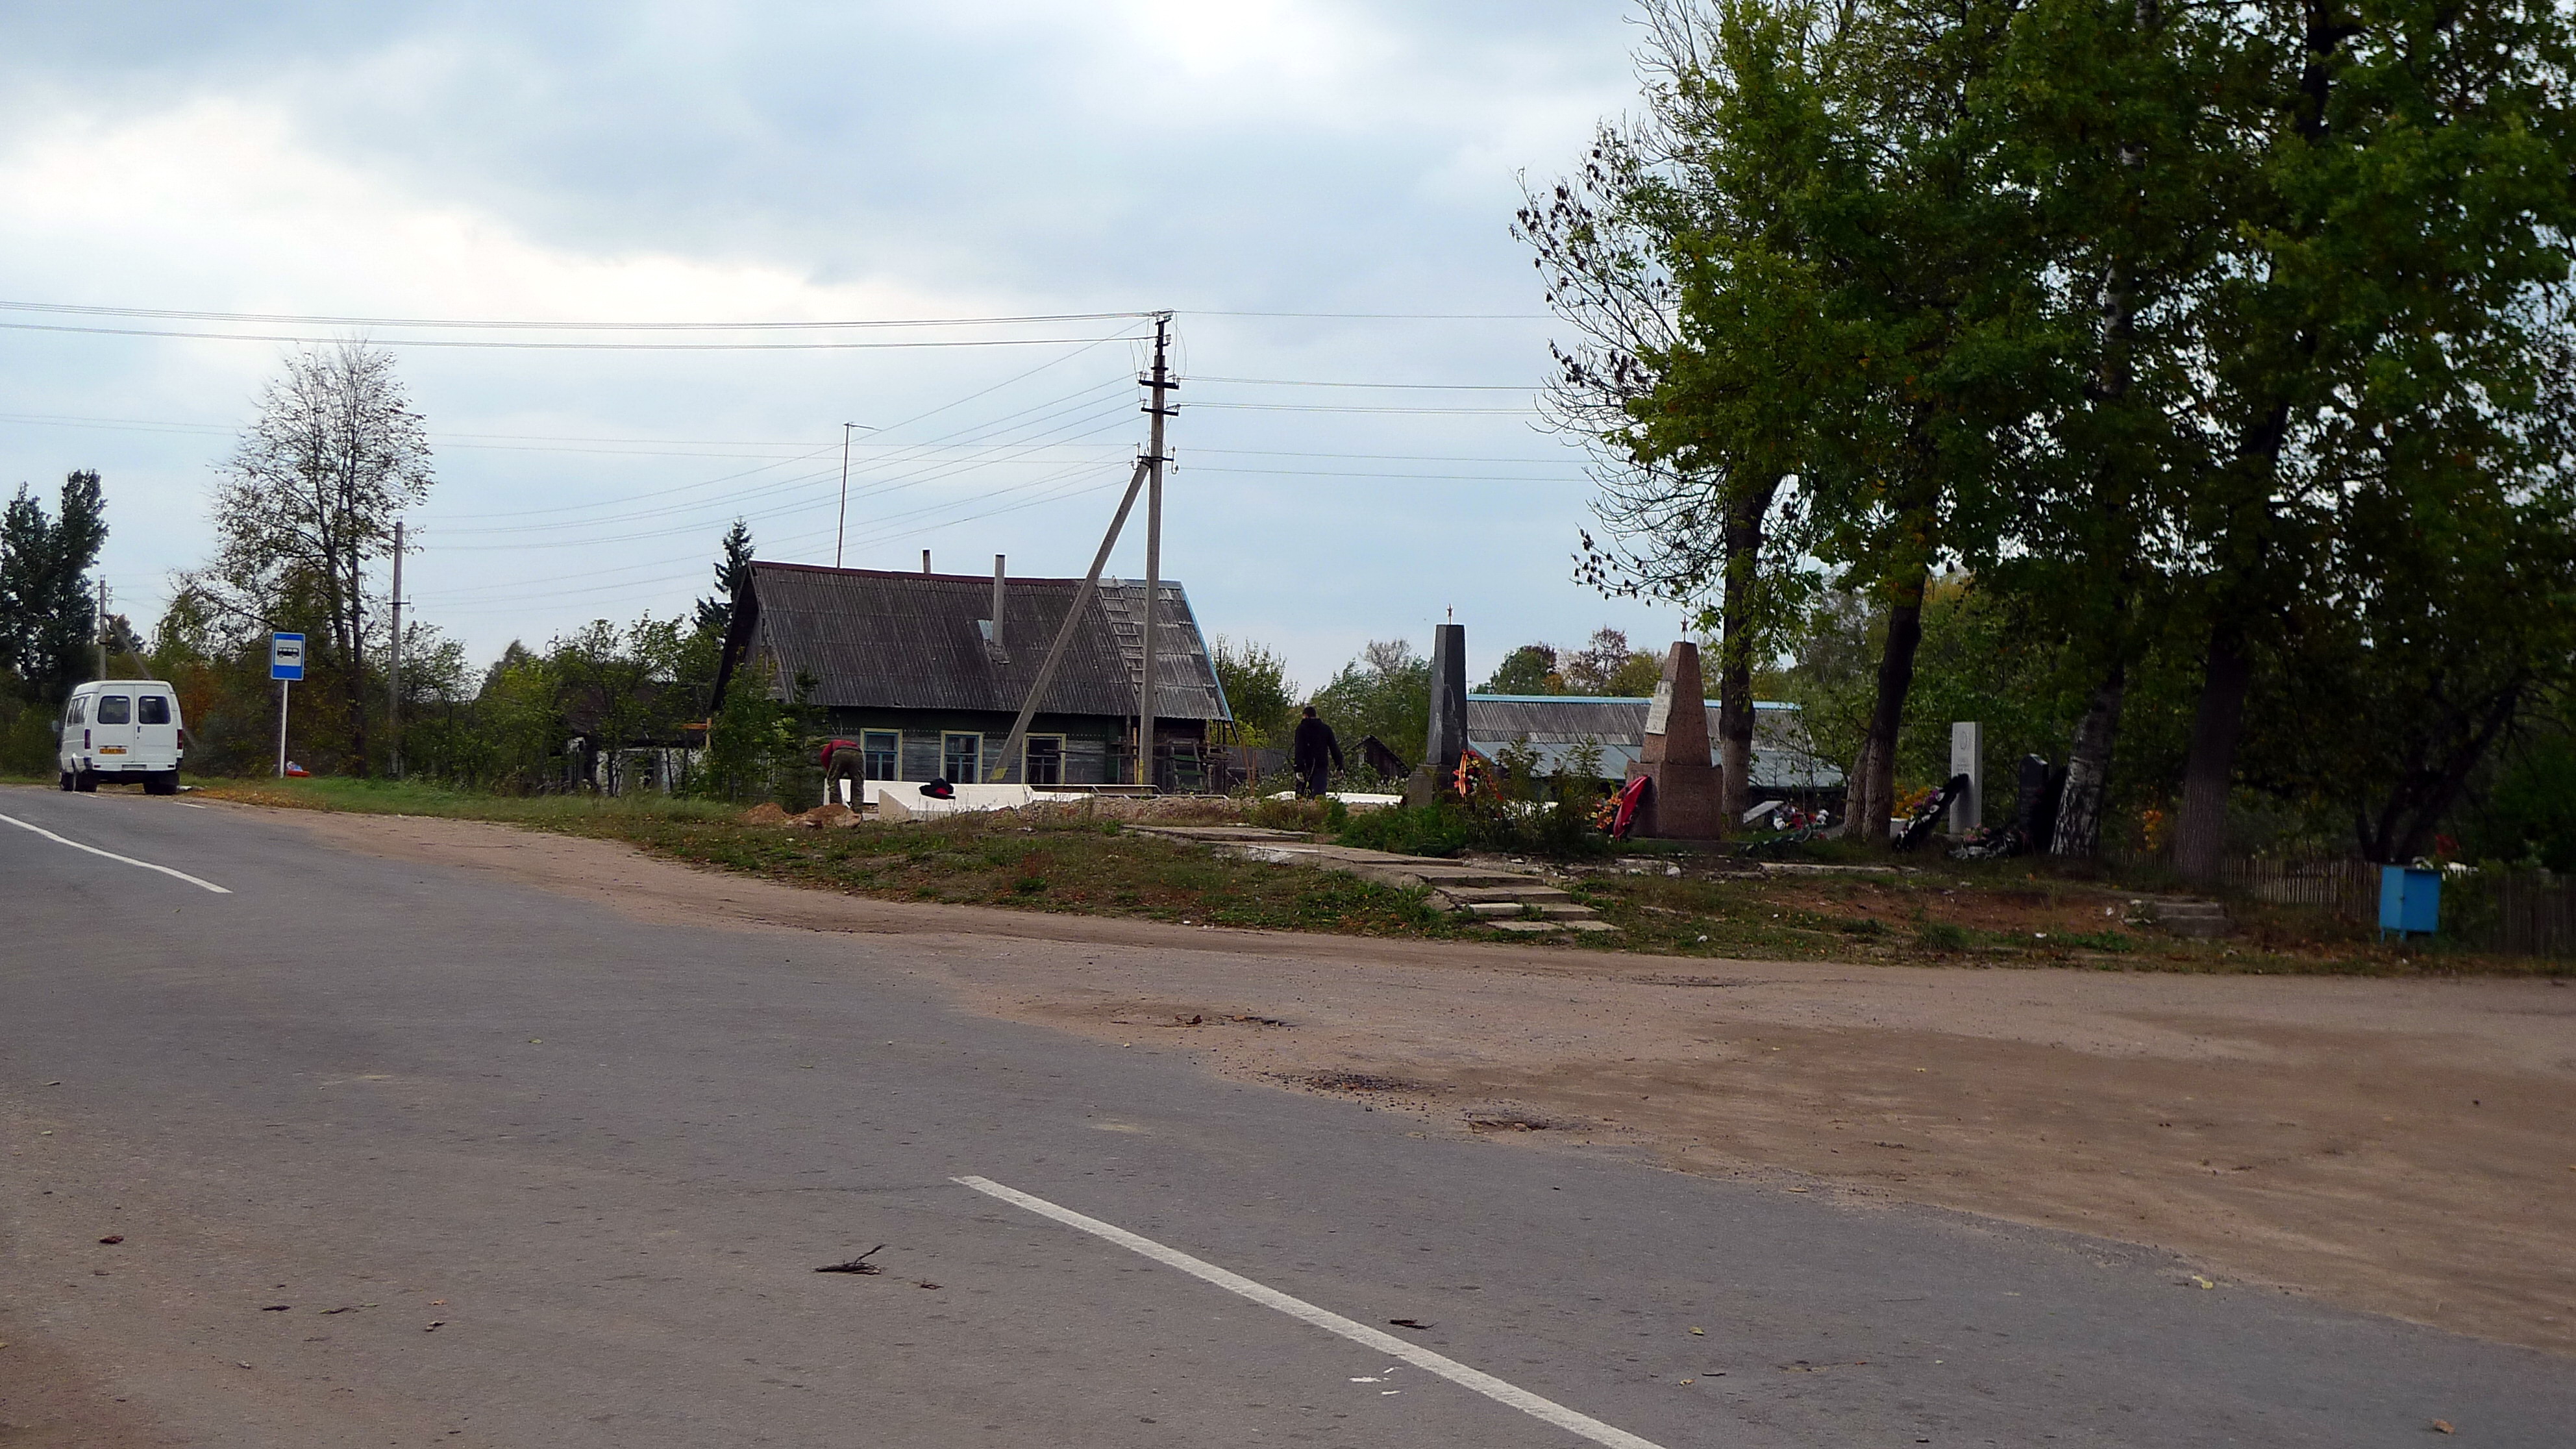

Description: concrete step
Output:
[1463,900,1596,919]
[2146,898,2230,938]
[1443,884,1578,904]
[1411,870,1544,889]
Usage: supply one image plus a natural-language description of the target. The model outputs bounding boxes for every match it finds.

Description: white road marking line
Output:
[954,1175,1667,1449]
[179,802,208,809]
[0,811,231,894]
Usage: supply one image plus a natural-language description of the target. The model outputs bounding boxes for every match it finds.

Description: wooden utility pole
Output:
[1136,312,1174,787]
[834,423,876,567]
[993,460,1152,783]
[389,520,405,779]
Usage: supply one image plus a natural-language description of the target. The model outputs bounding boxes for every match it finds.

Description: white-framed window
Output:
[941,732,982,782]
[861,730,898,780]
[1024,734,1064,786]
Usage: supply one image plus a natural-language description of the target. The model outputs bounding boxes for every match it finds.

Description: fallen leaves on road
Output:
[2433,1420,2456,1434]
[1387,1319,1434,1331]
[97,1234,123,1245]
[261,1305,290,1312]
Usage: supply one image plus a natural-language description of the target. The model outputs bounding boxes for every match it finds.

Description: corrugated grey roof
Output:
[733,562,1228,721]
[1465,694,1844,789]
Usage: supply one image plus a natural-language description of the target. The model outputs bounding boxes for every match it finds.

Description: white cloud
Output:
[0,5,1683,687]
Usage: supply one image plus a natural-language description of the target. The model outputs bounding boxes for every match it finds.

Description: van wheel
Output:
[73,769,98,793]
[60,770,74,791]
[146,772,179,797]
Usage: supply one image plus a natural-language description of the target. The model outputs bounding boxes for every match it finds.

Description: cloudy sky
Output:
[0,1,1683,693]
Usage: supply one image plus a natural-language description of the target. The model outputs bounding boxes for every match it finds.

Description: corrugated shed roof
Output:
[1465,694,1844,789]
[732,562,1228,721]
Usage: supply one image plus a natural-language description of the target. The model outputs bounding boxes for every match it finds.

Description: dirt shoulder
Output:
[257,804,2576,1358]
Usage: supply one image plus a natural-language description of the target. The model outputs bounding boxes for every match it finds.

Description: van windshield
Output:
[95,695,130,724]
[139,696,171,725]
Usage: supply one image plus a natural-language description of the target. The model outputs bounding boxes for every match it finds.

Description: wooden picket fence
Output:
[2496,871,2576,958]
[2220,855,2576,957]
[2225,856,2381,921]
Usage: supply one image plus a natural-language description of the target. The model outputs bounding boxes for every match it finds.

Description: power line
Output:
[0,319,1145,351]
[1180,308,1549,320]
[1185,465,1584,484]
[425,405,1139,551]
[0,299,1154,330]
[1187,376,1537,391]
[1189,446,1572,464]
[1188,401,1536,415]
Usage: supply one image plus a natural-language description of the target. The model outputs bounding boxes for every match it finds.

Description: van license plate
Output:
[100,745,127,754]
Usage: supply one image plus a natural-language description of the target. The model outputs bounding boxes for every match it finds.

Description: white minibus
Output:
[58,679,188,795]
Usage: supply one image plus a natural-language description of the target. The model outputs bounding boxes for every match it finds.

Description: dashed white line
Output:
[0,811,231,894]
[953,1174,1667,1449]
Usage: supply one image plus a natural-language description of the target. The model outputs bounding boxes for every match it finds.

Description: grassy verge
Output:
[187,777,1467,939]
[175,776,2566,975]
[1564,856,2570,976]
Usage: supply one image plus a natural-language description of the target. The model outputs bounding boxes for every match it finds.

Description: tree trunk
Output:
[2050,659,2127,858]
[2173,627,2251,883]
[1845,731,1880,842]
[1850,572,1929,847]
[2372,680,2524,862]
[1714,478,1778,829]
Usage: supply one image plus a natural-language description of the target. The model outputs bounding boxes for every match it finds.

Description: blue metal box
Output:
[2379,866,2441,939]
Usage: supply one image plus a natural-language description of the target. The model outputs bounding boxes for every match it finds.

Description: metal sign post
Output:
[271,633,305,777]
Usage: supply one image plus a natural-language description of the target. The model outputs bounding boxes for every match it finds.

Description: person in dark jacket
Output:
[1290,705,1343,799]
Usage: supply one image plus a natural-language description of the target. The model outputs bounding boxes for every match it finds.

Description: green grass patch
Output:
[192,776,1466,941]
[174,776,2571,974]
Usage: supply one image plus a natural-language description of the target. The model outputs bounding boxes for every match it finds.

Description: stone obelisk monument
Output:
[1406,623,1469,806]
[1627,640,1721,838]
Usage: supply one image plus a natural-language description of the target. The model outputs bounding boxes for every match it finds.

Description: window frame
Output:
[1023,734,1065,786]
[861,730,899,781]
[95,695,132,725]
[940,731,982,783]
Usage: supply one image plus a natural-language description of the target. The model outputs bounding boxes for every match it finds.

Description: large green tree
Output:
[2162,0,2576,878]
[0,470,109,706]
[192,343,434,774]
[1531,0,2045,837]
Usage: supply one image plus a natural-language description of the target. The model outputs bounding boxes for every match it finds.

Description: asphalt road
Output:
[3,783,2568,1448]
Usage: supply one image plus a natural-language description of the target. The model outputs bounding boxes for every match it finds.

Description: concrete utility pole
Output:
[390,521,406,779]
[1137,312,1174,788]
[96,579,108,678]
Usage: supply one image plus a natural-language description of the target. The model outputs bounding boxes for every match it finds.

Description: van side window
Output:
[95,695,131,724]
[138,696,171,724]
[68,698,85,726]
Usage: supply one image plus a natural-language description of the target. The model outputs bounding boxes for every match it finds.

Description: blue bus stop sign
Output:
[271,633,306,682]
